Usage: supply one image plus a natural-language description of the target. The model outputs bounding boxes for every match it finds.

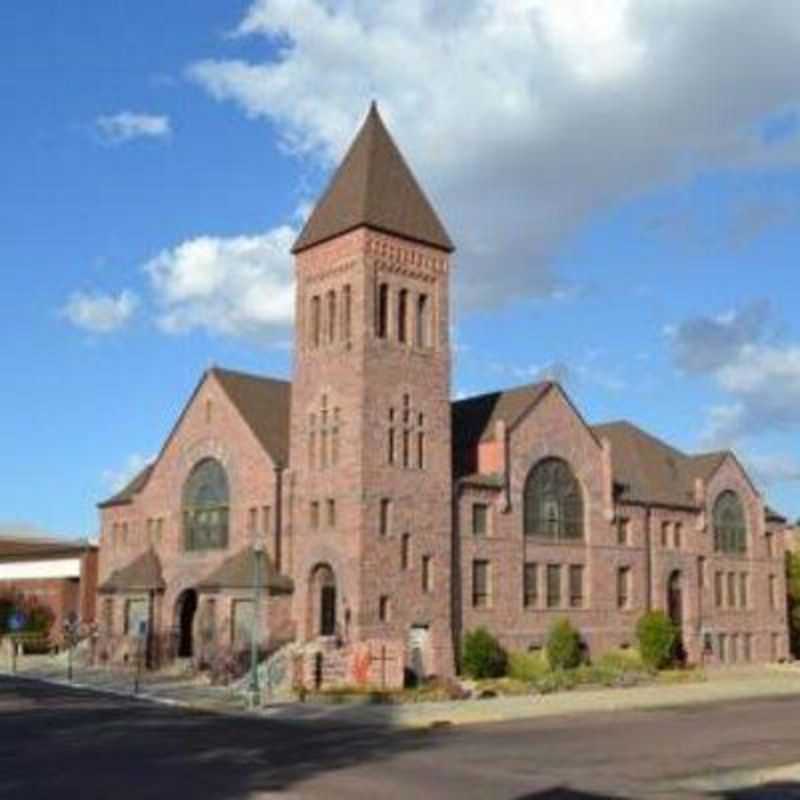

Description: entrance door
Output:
[407,624,430,683]
[177,589,198,658]
[320,585,336,636]
[667,570,685,662]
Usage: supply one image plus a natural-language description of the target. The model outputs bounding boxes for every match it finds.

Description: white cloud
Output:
[188,0,800,307]
[62,290,138,333]
[95,112,171,144]
[744,452,800,488]
[102,453,153,494]
[144,227,296,339]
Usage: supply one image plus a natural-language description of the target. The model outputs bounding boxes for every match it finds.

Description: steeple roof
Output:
[292,103,454,254]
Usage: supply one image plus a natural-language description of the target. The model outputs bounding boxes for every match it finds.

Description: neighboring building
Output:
[0,532,98,644]
[95,104,790,684]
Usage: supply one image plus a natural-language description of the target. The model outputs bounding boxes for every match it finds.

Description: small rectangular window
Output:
[523,562,538,608]
[397,288,408,343]
[380,499,392,536]
[714,571,723,608]
[417,430,425,469]
[422,555,433,593]
[743,633,753,662]
[546,564,561,609]
[617,517,630,545]
[569,564,584,608]
[327,289,336,343]
[674,522,682,549]
[472,503,488,536]
[401,533,411,570]
[327,499,336,528]
[248,507,258,533]
[661,521,670,548]
[727,572,736,608]
[718,633,727,663]
[311,295,321,348]
[402,429,410,469]
[262,505,271,535]
[310,501,319,530]
[377,283,389,339]
[739,572,748,609]
[416,293,429,348]
[617,566,631,610]
[343,284,352,342]
[379,595,390,623]
[472,560,490,608]
[730,633,739,663]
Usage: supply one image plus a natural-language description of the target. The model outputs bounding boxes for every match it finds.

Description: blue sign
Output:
[8,611,26,632]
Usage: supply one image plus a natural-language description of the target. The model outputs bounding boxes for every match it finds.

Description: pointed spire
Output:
[292,104,454,254]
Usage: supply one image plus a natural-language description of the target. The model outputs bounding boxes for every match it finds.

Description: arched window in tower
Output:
[388,407,396,465]
[311,295,321,348]
[397,289,408,343]
[343,284,352,342]
[377,283,389,339]
[183,458,229,551]
[523,458,583,540]
[327,289,336,343]
[713,491,747,554]
[402,394,411,468]
[416,293,430,348]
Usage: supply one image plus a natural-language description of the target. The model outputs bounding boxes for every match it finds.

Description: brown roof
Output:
[452,383,552,451]
[98,367,290,509]
[593,421,730,508]
[212,368,291,466]
[196,548,294,595]
[98,464,154,509]
[98,549,165,593]
[292,103,454,254]
[0,533,93,561]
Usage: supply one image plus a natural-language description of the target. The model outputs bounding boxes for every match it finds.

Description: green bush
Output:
[595,647,649,674]
[462,627,507,679]
[508,650,550,682]
[535,669,577,694]
[546,619,582,670]
[635,611,678,670]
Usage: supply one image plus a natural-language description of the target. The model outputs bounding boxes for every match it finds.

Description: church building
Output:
[96,105,790,686]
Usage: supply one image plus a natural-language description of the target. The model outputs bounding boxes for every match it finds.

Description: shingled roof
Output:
[212,368,291,466]
[196,548,294,595]
[452,383,552,452]
[292,103,454,254]
[98,549,165,593]
[593,421,735,508]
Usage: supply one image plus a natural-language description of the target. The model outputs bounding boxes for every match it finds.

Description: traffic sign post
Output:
[134,619,148,695]
[8,611,26,674]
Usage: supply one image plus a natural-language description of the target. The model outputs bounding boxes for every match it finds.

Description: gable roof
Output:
[0,533,93,561]
[452,383,553,452]
[292,103,454,254]
[98,549,165,593]
[212,368,291,467]
[196,547,294,594]
[98,367,291,509]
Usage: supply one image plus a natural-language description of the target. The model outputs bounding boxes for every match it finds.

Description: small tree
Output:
[636,611,677,670]
[786,551,800,657]
[546,619,582,670]
[462,627,507,679]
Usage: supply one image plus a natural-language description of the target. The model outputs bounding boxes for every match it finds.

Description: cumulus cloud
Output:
[669,302,800,446]
[102,453,153,494]
[188,0,800,307]
[62,290,138,333]
[144,227,296,339]
[95,112,171,144]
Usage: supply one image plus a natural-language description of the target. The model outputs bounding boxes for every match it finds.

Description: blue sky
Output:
[2,1,800,538]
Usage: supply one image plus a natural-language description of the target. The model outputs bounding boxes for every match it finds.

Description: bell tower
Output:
[289,103,455,677]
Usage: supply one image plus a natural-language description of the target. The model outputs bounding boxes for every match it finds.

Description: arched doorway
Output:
[667,570,685,662]
[310,564,337,638]
[176,589,198,658]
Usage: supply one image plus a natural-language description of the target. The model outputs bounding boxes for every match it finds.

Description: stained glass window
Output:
[713,491,747,554]
[183,458,229,551]
[524,458,584,540]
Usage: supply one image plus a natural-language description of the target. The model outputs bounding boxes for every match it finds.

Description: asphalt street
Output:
[3,675,800,799]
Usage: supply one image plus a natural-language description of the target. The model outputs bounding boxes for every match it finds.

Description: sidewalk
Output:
[8,655,800,730]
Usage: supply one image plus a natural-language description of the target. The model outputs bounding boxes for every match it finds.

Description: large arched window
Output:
[713,491,747,554]
[183,458,229,551]
[524,458,584,540]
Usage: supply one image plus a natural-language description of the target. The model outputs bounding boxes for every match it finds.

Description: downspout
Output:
[274,462,284,574]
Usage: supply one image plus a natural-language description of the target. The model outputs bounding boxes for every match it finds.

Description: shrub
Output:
[535,669,577,694]
[546,619,582,671]
[462,627,507,679]
[508,650,550,683]
[595,647,649,674]
[635,611,678,670]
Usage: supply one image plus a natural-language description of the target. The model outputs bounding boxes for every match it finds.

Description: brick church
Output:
[96,104,790,685]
